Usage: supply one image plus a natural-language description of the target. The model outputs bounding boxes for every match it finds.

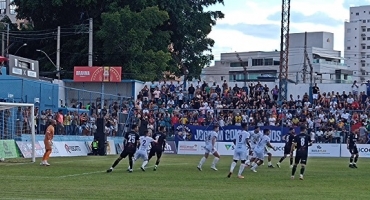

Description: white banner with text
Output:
[39,141,89,157]
[340,144,370,158]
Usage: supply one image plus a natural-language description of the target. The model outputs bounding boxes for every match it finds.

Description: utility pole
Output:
[88,18,93,67]
[302,32,307,83]
[56,26,61,79]
[235,52,248,88]
[6,23,9,56]
[304,44,314,103]
[1,33,4,57]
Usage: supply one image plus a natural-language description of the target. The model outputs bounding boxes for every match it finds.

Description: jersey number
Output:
[238,134,243,143]
[142,140,146,145]
[128,135,136,143]
[300,138,305,146]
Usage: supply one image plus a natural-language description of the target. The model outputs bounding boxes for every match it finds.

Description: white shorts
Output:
[313,94,318,100]
[134,150,148,161]
[253,150,265,160]
[233,149,247,161]
[204,144,217,154]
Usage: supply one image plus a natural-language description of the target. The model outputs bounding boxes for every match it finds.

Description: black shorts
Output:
[349,147,359,155]
[120,149,135,158]
[149,147,163,157]
[284,146,291,155]
[294,151,308,165]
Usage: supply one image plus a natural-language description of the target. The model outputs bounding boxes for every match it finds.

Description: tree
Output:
[97,6,171,80]
[155,0,225,80]
[12,0,225,81]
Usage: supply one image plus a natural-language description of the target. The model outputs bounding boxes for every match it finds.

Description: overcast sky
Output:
[208,0,370,61]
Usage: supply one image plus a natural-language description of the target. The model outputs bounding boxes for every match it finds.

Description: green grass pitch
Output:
[0,155,369,200]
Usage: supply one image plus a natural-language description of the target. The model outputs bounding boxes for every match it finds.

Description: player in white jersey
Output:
[227,123,251,179]
[197,124,220,171]
[249,126,262,164]
[264,146,275,168]
[250,129,276,172]
[133,130,158,171]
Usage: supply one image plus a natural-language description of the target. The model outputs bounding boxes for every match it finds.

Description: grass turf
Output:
[0,155,369,200]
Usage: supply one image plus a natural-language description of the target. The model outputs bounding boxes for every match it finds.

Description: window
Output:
[273,60,280,66]
[230,62,248,67]
[351,12,353,14]
[344,74,348,80]
[362,63,366,67]
[367,46,370,49]
[264,58,273,65]
[221,76,224,81]
[347,28,351,33]
[368,20,370,22]
[363,29,366,32]
[364,38,366,40]
[367,55,370,58]
[367,28,370,32]
[368,37,370,40]
[347,46,351,50]
[252,59,263,66]
[9,0,16,15]
[356,12,359,15]
[364,20,367,23]
[363,46,366,49]
[0,0,5,14]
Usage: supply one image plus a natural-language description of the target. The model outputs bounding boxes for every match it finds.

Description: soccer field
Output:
[0,155,369,200]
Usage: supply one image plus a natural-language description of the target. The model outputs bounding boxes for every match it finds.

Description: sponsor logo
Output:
[358,148,370,153]
[179,144,197,151]
[311,145,327,154]
[225,144,232,150]
[64,144,81,153]
[76,71,90,76]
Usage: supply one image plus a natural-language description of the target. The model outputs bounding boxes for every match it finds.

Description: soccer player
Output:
[347,130,359,168]
[249,126,262,167]
[197,124,220,171]
[148,126,167,171]
[250,129,276,173]
[107,125,140,173]
[276,128,295,168]
[133,130,159,171]
[40,120,56,166]
[227,123,251,179]
[264,146,274,168]
[290,126,312,180]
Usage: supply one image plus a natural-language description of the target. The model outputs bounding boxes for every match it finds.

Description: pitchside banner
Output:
[178,141,342,157]
[174,124,299,143]
[38,141,89,157]
[16,141,44,158]
[340,144,370,158]
[118,141,177,154]
[0,140,19,158]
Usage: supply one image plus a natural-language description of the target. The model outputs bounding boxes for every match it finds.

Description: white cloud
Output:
[209,28,279,60]
[210,0,358,60]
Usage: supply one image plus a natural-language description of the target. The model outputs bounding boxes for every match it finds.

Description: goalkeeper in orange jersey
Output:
[41,120,56,166]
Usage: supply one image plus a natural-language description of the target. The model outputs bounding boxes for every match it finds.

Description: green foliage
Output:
[11,0,224,81]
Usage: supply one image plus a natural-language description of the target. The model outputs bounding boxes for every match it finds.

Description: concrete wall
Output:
[0,75,59,111]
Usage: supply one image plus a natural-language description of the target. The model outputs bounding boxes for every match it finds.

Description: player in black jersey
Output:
[290,126,312,180]
[347,131,359,168]
[106,125,140,173]
[276,128,295,168]
[148,126,167,171]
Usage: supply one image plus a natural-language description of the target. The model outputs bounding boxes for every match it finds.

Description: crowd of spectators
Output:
[1,79,370,144]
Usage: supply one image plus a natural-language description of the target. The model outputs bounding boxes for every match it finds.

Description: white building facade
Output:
[0,0,16,22]
[344,5,370,82]
[202,32,351,84]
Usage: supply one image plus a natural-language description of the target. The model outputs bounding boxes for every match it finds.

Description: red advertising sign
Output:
[73,66,122,82]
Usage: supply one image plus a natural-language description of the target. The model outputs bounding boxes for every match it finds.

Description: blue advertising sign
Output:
[174,124,300,143]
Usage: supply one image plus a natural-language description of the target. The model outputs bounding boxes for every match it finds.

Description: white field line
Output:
[1,157,114,166]
[1,163,189,180]
[57,162,190,178]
